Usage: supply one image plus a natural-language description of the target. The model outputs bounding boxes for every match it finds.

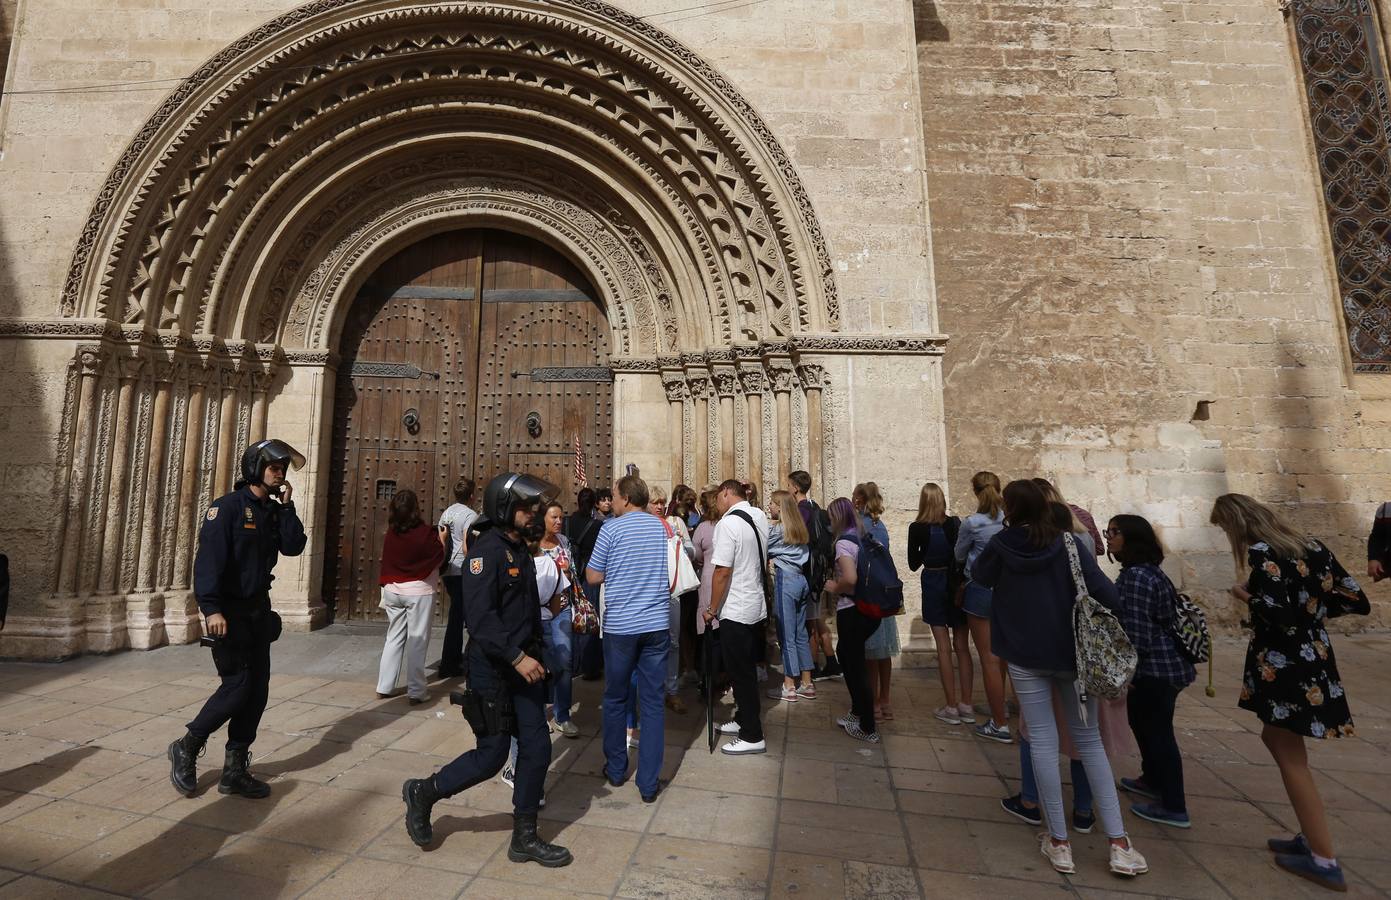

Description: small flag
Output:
[573,432,588,488]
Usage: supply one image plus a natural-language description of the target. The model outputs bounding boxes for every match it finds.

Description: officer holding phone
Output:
[401,472,572,867]
[167,439,307,799]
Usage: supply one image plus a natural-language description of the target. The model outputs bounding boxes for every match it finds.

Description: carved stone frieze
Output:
[738,368,768,395]
[714,371,738,398]
[797,364,827,390]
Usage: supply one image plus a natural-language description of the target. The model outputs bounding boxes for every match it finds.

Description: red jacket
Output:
[379,523,445,584]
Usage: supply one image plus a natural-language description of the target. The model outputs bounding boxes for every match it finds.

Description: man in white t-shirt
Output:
[703,479,770,755]
[437,478,479,678]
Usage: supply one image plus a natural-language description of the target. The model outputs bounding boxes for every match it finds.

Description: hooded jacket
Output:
[972,527,1120,672]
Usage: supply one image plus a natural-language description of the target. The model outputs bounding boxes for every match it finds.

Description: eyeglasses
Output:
[1105,528,1122,536]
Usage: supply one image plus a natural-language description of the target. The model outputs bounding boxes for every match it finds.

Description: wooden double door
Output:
[324,228,613,621]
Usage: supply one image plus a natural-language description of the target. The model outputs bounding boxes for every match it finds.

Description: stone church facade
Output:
[0,0,1385,659]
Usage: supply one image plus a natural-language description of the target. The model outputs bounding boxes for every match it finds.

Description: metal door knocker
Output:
[526,411,543,438]
[403,408,421,434]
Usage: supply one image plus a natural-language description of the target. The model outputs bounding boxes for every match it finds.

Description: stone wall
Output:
[918,0,1390,626]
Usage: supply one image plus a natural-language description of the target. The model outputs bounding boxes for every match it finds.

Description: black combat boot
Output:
[167,731,206,797]
[507,813,573,867]
[218,747,271,798]
[402,777,441,847]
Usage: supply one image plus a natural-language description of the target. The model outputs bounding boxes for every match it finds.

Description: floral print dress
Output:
[1239,540,1369,739]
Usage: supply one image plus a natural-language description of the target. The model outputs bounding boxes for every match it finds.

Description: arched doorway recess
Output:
[327,227,612,621]
[37,0,945,651]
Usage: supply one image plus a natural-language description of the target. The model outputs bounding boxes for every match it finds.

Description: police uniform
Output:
[401,471,571,867]
[432,526,548,810]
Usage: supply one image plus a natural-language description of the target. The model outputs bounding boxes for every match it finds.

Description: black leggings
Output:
[1127,675,1187,813]
[836,606,880,734]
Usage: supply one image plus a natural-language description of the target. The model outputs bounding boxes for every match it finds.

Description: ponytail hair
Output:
[972,470,1003,518]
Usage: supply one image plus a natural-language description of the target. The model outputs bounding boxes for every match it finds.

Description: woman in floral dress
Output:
[1210,494,1369,893]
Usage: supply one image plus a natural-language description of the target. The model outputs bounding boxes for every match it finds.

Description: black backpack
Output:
[804,500,834,588]
[841,533,905,619]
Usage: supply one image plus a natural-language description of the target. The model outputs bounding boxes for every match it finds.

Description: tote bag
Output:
[662,517,701,598]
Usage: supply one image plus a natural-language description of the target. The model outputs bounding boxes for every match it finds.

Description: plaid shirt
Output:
[1118,563,1196,687]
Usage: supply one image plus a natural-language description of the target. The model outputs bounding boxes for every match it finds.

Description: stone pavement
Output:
[0,630,1388,899]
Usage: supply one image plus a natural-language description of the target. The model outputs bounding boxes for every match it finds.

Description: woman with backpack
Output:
[1210,493,1369,893]
[954,470,1011,743]
[825,497,882,743]
[767,490,815,702]
[909,483,971,725]
[1106,515,1195,829]
[855,482,900,721]
[973,480,1148,878]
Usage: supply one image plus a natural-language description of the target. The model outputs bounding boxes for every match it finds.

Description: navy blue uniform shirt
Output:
[193,486,307,618]
[461,527,542,668]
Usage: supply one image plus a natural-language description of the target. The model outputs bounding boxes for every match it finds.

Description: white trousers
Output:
[377,587,434,699]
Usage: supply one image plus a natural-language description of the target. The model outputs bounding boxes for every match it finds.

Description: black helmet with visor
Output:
[237,439,306,489]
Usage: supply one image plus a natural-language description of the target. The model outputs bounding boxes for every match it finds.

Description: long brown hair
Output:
[971,470,1003,518]
[1210,493,1308,567]
[388,489,424,534]
[698,484,722,523]
[916,483,947,524]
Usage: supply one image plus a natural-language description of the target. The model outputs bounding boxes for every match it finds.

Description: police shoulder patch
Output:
[205,507,218,521]
[470,558,484,575]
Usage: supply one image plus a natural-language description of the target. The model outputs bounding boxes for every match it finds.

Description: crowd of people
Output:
[167,438,1374,890]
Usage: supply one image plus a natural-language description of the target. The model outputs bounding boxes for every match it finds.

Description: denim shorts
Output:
[962,581,993,619]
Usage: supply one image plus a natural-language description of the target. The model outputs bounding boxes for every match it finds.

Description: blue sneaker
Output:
[1118,777,1159,801]
[1274,852,1347,893]
[1131,802,1191,829]
[1268,833,1311,856]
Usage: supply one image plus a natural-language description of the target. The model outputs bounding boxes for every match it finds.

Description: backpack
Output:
[841,533,904,619]
[1171,591,1211,663]
[1064,533,1137,705]
[804,500,834,587]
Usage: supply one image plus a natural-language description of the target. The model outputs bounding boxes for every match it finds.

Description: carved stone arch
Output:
[263,177,673,356]
[61,0,841,351]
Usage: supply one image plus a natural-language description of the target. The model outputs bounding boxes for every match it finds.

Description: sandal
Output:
[881,705,895,721]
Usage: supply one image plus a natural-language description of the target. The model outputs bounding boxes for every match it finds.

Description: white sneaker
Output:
[956,703,977,724]
[1109,840,1149,877]
[1039,834,1075,874]
[767,686,799,702]
[717,721,741,734]
[500,767,515,788]
[721,737,767,755]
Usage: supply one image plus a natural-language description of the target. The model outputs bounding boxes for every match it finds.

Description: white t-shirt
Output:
[438,503,478,576]
[711,500,770,625]
[533,555,572,622]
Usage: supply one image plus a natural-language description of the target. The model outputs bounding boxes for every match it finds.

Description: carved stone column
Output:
[129,360,175,649]
[767,360,795,486]
[214,362,243,497]
[96,357,144,596]
[250,370,274,443]
[798,363,827,500]
[662,373,688,489]
[172,370,209,593]
[738,368,768,491]
[687,373,710,487]
[56,348,105,598]
[714,368,737,480]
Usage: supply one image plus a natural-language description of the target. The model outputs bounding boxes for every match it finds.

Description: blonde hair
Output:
[853,481,885,520]
[1210,493,1308,568]
[649,485,668,506]
[916,483,947,524]
[778,493,810,545]
[972,471,1004,517]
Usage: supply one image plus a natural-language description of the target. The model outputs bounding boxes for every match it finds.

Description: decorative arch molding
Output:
[60,0,841,346]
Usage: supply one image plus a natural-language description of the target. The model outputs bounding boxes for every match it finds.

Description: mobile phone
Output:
[199,635,221,648]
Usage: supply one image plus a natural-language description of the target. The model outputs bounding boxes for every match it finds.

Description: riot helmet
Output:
[482,472,557,539]
[237,439,306,488]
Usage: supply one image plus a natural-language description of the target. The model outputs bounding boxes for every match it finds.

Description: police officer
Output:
[167,439,307,799]
[401,472,572,867]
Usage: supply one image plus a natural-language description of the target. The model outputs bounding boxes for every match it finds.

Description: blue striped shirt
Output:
[587,511,670,636]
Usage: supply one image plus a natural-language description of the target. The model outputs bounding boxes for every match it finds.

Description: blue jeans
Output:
[546,608,574,724]
[774,567,812,678]
[603,630,669,796]
[1019,739,1092,814]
